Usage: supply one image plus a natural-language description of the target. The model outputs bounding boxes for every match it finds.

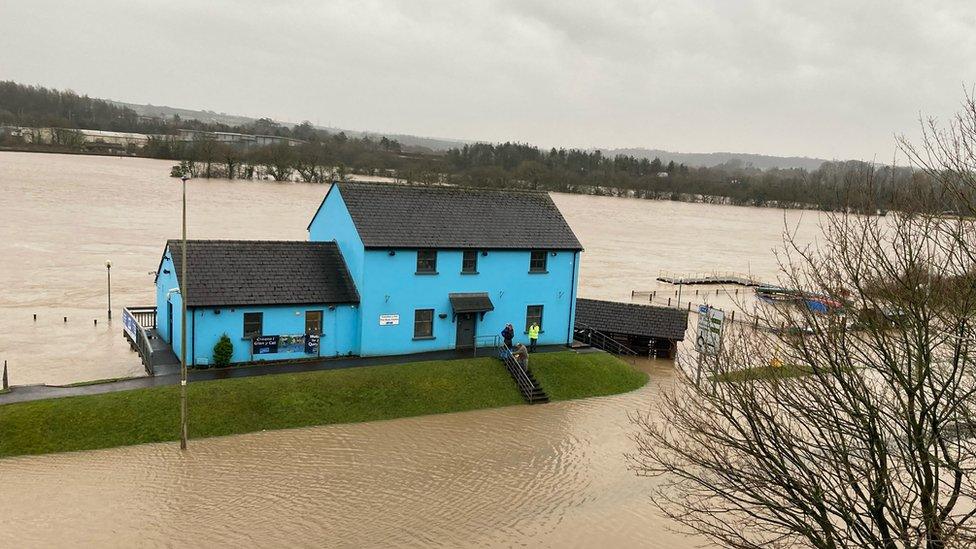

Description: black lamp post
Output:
[105,260,112,320]
[179,173,189,450]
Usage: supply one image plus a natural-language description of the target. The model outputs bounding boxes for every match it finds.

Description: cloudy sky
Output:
[2,0,975,160]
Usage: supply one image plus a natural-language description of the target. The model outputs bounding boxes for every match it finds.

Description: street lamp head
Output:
[105,260,112,269]
[180,174,190,183]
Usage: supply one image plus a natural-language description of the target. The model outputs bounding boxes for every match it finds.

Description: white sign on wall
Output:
[695,305,725,356]
[379,314,400,326]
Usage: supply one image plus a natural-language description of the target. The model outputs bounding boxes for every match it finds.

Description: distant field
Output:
[0,351,645,459]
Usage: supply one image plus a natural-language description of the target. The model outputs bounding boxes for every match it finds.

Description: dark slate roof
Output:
[164,240,359,307]
[449,292,495,313]
[326,182,583,250]
[575,298,688,341]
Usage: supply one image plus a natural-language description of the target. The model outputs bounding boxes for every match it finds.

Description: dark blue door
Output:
[456,313,475,349]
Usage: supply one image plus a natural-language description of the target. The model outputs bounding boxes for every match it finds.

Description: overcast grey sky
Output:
[1,0,974,160]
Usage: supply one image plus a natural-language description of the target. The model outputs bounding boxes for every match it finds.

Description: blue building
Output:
[149,182,583,366]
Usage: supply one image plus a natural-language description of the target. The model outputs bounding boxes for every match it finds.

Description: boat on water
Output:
[755,286,845,313]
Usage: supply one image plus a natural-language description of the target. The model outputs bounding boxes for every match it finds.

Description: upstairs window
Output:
[525,305,544,332]
[243,312,263,338]
[529,250,548,273]
[414,309,434,338]
[462,250,478,273]
[416,249,437,273]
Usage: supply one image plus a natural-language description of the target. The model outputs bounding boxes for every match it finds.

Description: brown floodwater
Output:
[0,152,822,547]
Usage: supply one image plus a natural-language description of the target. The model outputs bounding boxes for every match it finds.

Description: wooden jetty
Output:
[655,270,762,287]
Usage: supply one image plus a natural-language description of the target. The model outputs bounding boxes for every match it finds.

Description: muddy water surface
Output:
[0,360,690,548]
[0,151,821,385]
[0,152,823,547]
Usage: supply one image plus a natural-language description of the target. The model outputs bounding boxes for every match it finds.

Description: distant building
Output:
[0,126,151,148]
[1,125,305,150]
[176,129,304,148]
[149,182,583,365]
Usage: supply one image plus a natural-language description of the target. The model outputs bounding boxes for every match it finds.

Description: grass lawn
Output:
[530,352,647,401]
[712,364,815,382]
[0,351,644,459]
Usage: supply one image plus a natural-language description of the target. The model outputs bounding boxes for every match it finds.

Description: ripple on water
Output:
[0,372,706,548]
[0,153,753,547]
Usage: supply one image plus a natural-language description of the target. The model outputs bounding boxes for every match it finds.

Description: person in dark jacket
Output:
[501,323,515,349]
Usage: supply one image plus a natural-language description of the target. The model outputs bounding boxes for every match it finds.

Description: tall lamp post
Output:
[105,260,112,320]
[180,174,189,450]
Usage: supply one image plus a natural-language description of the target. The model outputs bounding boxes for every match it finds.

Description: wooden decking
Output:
[122,306,178,376]
[655,270,762,287]
[146,329,180,366]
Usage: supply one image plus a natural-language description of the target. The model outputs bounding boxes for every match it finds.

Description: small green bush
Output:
[212,334,234,367]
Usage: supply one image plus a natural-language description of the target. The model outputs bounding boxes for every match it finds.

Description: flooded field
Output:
[0,152,822,547]
[0,151,820,386]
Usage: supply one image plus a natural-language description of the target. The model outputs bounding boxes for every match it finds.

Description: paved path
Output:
[0,345,576,405]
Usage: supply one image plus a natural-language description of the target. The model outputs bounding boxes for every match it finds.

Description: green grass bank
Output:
[0,351,646,459]
[713,364,814,382]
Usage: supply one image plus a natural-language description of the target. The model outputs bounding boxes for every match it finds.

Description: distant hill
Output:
[112,100,469,152]
[113,100,829,169]
[604,148,829,171]
[111,101,258,128]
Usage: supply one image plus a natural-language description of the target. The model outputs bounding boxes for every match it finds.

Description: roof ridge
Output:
[578,297,687,314]
[166,239,333,244]
[338,180,552,197]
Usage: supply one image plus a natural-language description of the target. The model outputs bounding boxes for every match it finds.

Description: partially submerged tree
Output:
[631,96,976,548]
[256,143,296,181]
[191,134,219,179]
[218,141,242,179]
[294,142,333,183]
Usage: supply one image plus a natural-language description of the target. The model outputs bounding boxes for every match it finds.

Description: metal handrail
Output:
[473,334,500,357]
[575,322,640,363]
[135,326,155,376]
[496,341,537,397]
[125,305,157,329]
[657,269,757,282]
[123,306,157,376]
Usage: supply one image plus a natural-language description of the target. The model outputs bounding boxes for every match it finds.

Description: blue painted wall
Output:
[155,248,182,353]
[307,186,365,288]
[188,304,360,365]
[357,248,579,356]
[156,245,361,366]
[568,250,581,344]
[157,185,582,365]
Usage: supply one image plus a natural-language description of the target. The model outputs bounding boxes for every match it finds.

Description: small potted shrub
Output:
[212,333,234,368]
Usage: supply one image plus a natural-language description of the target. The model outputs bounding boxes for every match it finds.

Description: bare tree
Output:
[899,89,976,215]
[191,134,219,179]
[49,127,85,148]
[631,99,976,548]
[218,142,241,179]
[294,142,332,183]
[255,143,295,181]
